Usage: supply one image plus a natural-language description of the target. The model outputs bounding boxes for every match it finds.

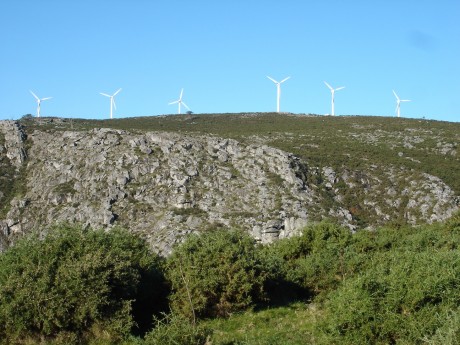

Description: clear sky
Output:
[1,1,459,122]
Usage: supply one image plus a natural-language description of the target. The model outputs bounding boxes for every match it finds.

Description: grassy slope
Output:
[203,302,318,345]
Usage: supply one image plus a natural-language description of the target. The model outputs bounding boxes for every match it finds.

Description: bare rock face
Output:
[0,127,326,254]
[0,121,27,168]
[331,165,458,226]
[0,121,458,255]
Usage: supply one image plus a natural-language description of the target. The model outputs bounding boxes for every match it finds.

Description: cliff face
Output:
[0,119,458,254]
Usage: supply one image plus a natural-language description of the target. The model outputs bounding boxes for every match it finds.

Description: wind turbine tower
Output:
[392,90,411,118]
[30,91,52,118]
[100,88,122,119]
[324,82,345,116]
[169,88,191,114]
[267,76,290,113]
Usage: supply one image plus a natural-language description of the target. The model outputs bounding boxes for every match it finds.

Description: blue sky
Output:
[1,1,459,122]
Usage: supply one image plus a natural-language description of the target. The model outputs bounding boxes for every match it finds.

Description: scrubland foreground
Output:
[0,213,459,344]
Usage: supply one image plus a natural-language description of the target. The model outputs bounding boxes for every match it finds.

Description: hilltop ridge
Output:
[0,113,458,253]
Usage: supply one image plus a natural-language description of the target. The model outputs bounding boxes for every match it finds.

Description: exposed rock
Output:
[0,127,325,255]
[0,121,27,168]
[0,122,458,255]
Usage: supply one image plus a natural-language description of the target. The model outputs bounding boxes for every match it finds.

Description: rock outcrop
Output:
[0,120,27,168]
[0,121,458,255]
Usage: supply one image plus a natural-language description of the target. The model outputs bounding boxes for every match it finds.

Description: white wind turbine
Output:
[324,82,345,116]
[392,90,411,118]
[169,88,190,114]
[30,91,52,118]
[267,76,290,113]
[100,88,122,119]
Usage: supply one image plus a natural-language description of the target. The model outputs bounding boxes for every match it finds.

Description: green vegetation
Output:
[318,250,460,344]
[143,313,211,345]
[204,302,316,344]
[202,214,460,344]
[1,214,459,344]
[166,229,269,320]
[0,225,167,344]
[262,221,354,296]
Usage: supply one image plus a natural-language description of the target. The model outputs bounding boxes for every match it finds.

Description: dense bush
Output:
[1,213,459,344]
[317,243,460,344]
[0,224,166,344]
[166,229,269,319]
[263,221,356,295]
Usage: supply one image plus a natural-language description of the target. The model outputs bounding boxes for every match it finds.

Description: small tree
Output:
[144,313,211,345]
[166,229,268,319]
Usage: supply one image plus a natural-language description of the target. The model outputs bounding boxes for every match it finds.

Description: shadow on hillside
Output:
[131,264,171,337]
[259,278,313,310]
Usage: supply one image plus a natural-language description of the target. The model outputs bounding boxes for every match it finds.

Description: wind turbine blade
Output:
[280,76,291,83]
[335,87,345,91]
[182,102,191,111]
[113,88,122,96]
[169,100,179,105]
[41,97,52,101]
[113,99,117,110]
[30,91,39,100]
[324,81,333,90]
[267,76,278,84]
[401,99,411,102]
[392,90,399,100]
[100,93,111,97]
[179,88,184,100]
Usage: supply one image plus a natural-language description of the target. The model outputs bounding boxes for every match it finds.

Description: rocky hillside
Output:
[0,114,458,254]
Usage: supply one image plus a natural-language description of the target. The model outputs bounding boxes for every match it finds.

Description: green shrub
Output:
[263,222,354,295]
[446,211,460,232]
[317,250,460,344]
[166,229,269,319]
[421,309,460,345]
[297,222,353,292]
[372,215,460,254]
[0,224,166,344]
